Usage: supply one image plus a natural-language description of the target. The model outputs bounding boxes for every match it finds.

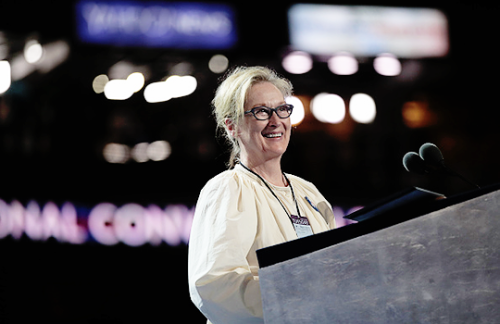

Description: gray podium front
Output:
[257,186,500,324]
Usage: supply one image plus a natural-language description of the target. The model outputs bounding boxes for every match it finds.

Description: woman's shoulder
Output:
[201,167,250,194]
[196,168,257,208]
[204,168,239,186]
[200,169,232,192]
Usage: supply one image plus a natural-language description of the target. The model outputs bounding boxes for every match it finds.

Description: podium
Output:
[257,185,500,324]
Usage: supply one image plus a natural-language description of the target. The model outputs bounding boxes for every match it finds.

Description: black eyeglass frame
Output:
[244,104,294,120]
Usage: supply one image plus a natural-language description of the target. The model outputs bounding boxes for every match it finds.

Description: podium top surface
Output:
[257,183,500,269]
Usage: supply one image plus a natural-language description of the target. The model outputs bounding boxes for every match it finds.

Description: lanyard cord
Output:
[239,162,302,219]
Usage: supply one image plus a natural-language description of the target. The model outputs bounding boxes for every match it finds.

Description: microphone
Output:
[403,142,480,189]
[402,152,429,175]
[419,143,445,168]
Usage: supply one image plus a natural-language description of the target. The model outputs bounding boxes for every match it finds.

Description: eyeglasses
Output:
[244,104,294,120]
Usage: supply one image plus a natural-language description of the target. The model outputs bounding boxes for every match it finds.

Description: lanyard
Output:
[239,162,302,220]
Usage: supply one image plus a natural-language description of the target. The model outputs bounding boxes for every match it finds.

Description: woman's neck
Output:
[240,156,286,187]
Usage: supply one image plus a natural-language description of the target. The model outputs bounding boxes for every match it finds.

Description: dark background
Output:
[1,0,499,323]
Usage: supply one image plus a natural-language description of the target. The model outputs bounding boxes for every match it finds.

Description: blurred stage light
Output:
[8,40,70,82]
[147,140,171,161]
[282,51,313,74]
[103,143,130,163]
[374,53,401,76]
[35,40,70,74]
[0,32,8,60]
[108,60,135,79]
[24,40,43,64]
[402,101,434,128]
[328,52,358,75]
[92,74,109,94]
[127,72,145,93]
[10,54,36,81]
[0,44,7,60]
[144,75,197,103]
[0,61,11,94]
[166,75,197,98]
[144,81,171,103]
[349,93,376,123]
[311,93,345,124]
[286,95,305,126]
[170,62,194,76]
[209,54,229,73]
[104,79,134,100]
[131,142,149,163]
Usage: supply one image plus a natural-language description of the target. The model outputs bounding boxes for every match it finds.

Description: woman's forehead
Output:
[246,82,285,107]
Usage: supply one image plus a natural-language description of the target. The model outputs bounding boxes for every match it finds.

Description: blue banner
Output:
[75,1,237,49]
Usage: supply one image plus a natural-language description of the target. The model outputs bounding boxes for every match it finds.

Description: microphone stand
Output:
[437,161,481,189]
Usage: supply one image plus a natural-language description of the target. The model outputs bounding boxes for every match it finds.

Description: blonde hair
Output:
[212,66,293,168]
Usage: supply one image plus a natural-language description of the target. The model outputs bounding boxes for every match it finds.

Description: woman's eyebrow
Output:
[251,101,286,108]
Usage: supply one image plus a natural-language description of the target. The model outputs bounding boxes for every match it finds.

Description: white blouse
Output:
[188,164,336,324]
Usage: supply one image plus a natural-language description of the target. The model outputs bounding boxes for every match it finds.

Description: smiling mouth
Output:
[262,132,283,138]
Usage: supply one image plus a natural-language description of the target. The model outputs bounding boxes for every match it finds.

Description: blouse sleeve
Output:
[188,172,264,324]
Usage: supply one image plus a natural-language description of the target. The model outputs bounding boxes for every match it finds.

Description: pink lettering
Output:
[0,199,9,239]
[161,206,182,246]
[8,200,25,239]
[144,204,165,246]
[42,201,61,240]
[60,202,87,244]
[88,202,119,245]
[25,200,43,240]
[114,203,147,247]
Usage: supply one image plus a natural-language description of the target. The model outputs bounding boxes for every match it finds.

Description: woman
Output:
[188,66,336,324]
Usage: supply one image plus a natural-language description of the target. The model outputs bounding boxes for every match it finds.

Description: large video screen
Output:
[288,4,449,58]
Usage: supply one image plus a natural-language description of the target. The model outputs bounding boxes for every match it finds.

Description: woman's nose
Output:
[267,111,280,125]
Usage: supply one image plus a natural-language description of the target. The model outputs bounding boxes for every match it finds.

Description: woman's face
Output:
[236,81,291,165]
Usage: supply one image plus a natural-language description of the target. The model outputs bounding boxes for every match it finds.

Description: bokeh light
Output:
[286,96,305,126]
[10,53,36,81]
[402,101,435,128]
[311,93,345,124]
[144,81,170,103]
[147,140,171,161]
[131,142,149,163]
[36,40,70,74]
[0,60,11,94]
[0,32,8,60]
[208,54,229,73]
[144,75,197,103]
[328,52,358,75]
[104,79,134,100]
[92,74,109,94]
[166,75,197,98]
[103,143,130,163]
[374,53,402,76]
[108,60,135,79]
[349,93,376,123]
[282,51,313,74]
[24,40,43,64]
[127,72,145,93]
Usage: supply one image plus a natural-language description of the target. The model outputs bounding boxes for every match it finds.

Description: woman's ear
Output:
[225,118,237,138]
